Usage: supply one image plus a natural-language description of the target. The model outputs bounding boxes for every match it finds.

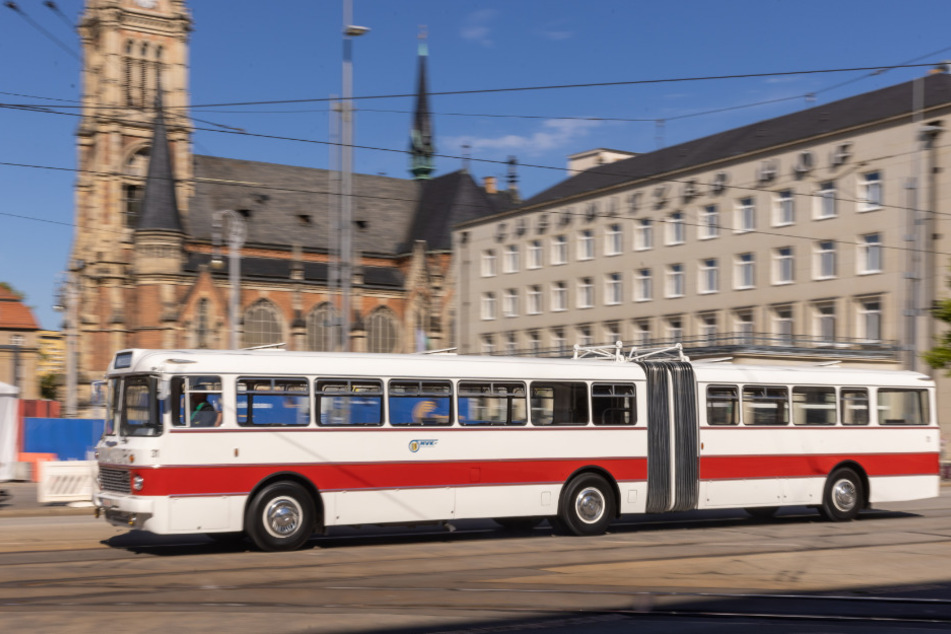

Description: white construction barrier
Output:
[38,461,98,506]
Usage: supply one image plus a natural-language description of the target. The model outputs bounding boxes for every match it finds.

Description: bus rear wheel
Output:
[245,481,315,551]
[555,474,615,536]
[819,468,863,521]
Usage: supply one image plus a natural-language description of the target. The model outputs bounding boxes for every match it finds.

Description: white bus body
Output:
[93,348,940,551]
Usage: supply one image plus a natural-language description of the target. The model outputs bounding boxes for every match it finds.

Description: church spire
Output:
[409,27,435,180]
[137,84,183,233]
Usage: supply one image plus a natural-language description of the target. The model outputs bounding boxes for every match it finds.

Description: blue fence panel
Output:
[23,418,105,461]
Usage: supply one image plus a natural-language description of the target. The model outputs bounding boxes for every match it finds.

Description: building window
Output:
[481,334,495,355]
[666,212,685,245]
[551,281,567,312]
[774,305,793,345]
[527,285,542,315]
[481,292,497,320]
[635,218,653,251]
[528,240,543,269]
[773,246,794,285]
[306,303,340,351]
[242,300,283,349]
[605,223,622,255]
[503,288,518,317]
[666,316,683,342]
[605,272,623,305]
[635,268,653,302]
[503,244,519,273]
[815,240,837,279]
[735,310,754,344]
[816,181,837,219]
[528,330,541,355]
[699,258,719,294]
[577,277,594,308]
[481,249,497,277]
[367,308,399,353]
[666,263,685,297]
[775,189,795,226]
[603,321,620,345]
[551,327,566,355]
[700,205,719,239]
[860,233,882,274]
[634,320,651,346]
[552,234,568,265]
[736,197,755,233]
[815,302,836,341]
[504,331,518,355]
[859,297,882,342]
[577,229,595,260]
[577,324,593,347]
[735,253,755,289]
[699,313,718,344]
[860,171,882,211]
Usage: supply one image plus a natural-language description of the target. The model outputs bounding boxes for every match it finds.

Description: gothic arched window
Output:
[242,300,283,349]
[366,307,399,353]
[306,303,339,351]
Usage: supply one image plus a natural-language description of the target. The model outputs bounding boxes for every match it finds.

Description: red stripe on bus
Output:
[130,458,650,497]
[699,452,939,480]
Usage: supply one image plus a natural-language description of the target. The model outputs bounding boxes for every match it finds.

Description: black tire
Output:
[819,468,864,521]
[745,506,779,520]
[245,481,315,551]
[555,474,615,536]
[493,517,542,532]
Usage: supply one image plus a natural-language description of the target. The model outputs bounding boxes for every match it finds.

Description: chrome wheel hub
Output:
[832,479,857,513]
[575,487,605,524]
[264,496,302,538]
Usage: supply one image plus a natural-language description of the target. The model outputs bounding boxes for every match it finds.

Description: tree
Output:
[924,300,951,372]
[39,373,59,401]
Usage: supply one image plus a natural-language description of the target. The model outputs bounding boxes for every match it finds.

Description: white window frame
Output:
[481,334,495,355]
[577,229,595,261]
[551,328,566,355]
[815,240,837,279]
[700,205,719,240]
[774,189,795,226]
[551,281,567,312]
[635,268,652,302]
[551,235,568,265]
[481,292,496,320]
[699,258,719,294]
[527,285,542,315]
[860,171,883,211]
[666,263,685,298]
[635,218,653,251]
[859,233,882,274]
[773,246,794,285]
[605,272,623,305]
[504,331,518,355]
[605,223,623,256]
[666,212,685,245]
[503,244,519,274]
[502,288,518,318]
[481,249,497,277]
[734,253,755,289]
[699,313,718,344]
[859,297,882,342]
[666,316,683,342]
[577,324,593,347]
[814,302,836,341]
[815,181,837,219]
[527,239,543,269]
[577,277,594,309]
[603,321,620,345]
[735,310,754,344]
[773,305,794,345]
[735,197,755,233]
[634,320,651,346]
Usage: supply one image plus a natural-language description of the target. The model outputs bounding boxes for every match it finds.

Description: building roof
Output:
[525,72,951,208]
[137,93,184,232]
[0,287,39,331]
[184,253,405,289]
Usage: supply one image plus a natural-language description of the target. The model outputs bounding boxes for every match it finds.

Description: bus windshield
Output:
[118,375,162,437]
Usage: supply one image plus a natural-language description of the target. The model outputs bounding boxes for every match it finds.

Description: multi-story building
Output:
[455,70,951,441]
[35,331,66,379]
[0,286,40,399]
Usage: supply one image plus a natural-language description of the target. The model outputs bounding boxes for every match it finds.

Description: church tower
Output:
[409,30,435,180]
[72,0,192,379]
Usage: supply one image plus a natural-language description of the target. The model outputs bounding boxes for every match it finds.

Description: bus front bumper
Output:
[94,492,155,528]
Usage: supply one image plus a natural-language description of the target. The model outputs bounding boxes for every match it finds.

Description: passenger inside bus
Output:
[190,393,221,427]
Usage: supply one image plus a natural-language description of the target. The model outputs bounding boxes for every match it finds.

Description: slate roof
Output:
[526,73,951,207]
[137,96,184,232]
[0,287,39,330]
[187,155,420,257]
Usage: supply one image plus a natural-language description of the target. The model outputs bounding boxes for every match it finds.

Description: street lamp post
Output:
[54,269,79,417]
[339,0,369,351]
[212,210,247,350]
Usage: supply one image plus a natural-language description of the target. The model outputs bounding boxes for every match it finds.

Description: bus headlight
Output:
[132,475,145,492]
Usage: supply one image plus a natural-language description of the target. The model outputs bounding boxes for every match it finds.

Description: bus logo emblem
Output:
[409,439,438,453]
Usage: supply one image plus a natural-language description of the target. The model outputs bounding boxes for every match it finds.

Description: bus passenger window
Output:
[388,380,452,426]
[877,389,930,426]
[316,379,383,426]
[171,375,222,428]
[530,382,588,426]
[792,386,836,425]
[592,383,635,425]
[237,377,310,426]
[841,389,869,425]
[706,386,738,426]
[742,385,788,426]
[458,381,527,426]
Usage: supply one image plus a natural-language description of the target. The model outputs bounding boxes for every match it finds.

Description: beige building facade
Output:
[455,72,951,445]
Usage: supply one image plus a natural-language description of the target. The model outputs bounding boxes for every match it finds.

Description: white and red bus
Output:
[93,346,940,551]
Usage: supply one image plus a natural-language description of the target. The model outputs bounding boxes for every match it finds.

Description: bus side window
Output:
[530,382,588,426]
[706,385,738,426]
[388,380,452,426]
[316,379,383,426]
[792,386,836,425]
[237,377,310,426]
[458,381,527,426]
[877,388,930,426]
[171,376,223,428]
[591,383,636,425]
[742,385,788,426]
[840,389,869,426]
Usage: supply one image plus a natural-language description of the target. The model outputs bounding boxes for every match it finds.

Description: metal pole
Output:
[341,0,354,352]
[65,275,77,417]
[213,210,246,350]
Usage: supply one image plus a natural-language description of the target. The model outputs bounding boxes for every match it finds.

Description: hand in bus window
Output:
[190,393,221,427]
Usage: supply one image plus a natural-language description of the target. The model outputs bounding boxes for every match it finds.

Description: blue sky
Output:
[3,0,951,330]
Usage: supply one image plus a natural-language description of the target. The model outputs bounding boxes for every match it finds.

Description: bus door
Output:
[638,361,699,513]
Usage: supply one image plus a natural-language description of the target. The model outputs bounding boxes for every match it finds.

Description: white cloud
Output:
[444,118,602,157]
[460,9,497,48]
[537,20,573,41]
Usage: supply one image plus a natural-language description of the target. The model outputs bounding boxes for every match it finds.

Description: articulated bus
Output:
[93,346,940,551]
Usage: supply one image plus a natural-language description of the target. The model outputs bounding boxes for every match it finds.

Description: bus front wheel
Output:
[554,474,615,536]
[245,481,315,551]
[819,468,863,522]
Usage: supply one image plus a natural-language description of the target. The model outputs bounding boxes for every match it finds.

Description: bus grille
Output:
[99,468,131,494]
